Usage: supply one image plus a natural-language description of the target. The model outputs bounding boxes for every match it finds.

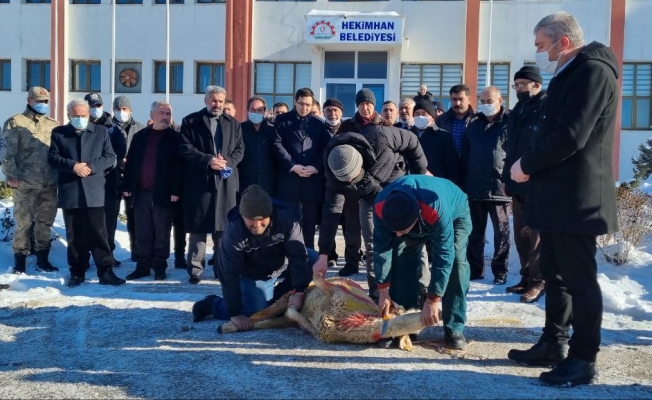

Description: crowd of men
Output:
[1,12,618,387]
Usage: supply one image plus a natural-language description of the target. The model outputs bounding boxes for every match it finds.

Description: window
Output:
[401,64,462,104]
[0,60,10,91]
[522,62,553,89]
[254,62,311,109]
[26,0,50,3]
[72,0,100,3]
[196,62,225,93]
[257,0,314,2]
[155,61,183,94]
[622,63,651,130]
[196,0,225,3]
[71,60,101,92]
[155,0,183,3]
[116,0,142,3]
[26,60,50,91]
[0,0,11,3]
[477,62,510,106]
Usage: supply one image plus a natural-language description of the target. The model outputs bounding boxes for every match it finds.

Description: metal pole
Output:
[166,0,170,103]
[53,0,58,120]
[486,0,493,87]
[111,0,116,106]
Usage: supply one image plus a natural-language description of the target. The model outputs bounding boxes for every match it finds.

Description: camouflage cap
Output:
[28,86,50,101]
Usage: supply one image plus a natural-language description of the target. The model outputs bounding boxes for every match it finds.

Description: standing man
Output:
[112,95,146,261]
[122,101,181,281]
[273,87,331,250]
[272,102,289,117]
[178,85,244,284]
[433,101,446,118]
[311,101,322,119]
[48,99,124,288]
[223,99,237,119]
[503,65,547,303]
[3,87,60,274]
[436,84,474,157]
[84,93,126,266]
[239,95,277,195]
[395,98,415,129]
[413,84,434,104]
[381,101,399,126]
[373,175,471,350]
[462,87,511,284]
[323,98,344,135]
[509,12,619,386]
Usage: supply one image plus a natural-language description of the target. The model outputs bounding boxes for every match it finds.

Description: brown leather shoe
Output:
[521,281,545,303]
[506,277,527,294]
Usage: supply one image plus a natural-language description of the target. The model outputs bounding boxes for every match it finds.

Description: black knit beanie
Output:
[239,185,273,219]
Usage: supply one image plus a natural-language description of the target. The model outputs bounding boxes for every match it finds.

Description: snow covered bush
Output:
[598,184,652,265]
[0,207,15,242]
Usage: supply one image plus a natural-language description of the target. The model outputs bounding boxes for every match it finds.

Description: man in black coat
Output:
[178,85,245,284]
[122,101,182,281]
[436,84,475,157]
[503,66,548,303]
[84,93,127,266]
[239,96,277,196]
[462,86,511,285]
[48,99,125,288]
[509,12,619,387]
[273,87,331,250]
[191,185,315,329]
[411,101,461,186]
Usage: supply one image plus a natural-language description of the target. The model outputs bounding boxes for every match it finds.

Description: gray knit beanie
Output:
[328,145,363,182]
[113,95,132,111]
[355,88,376,107]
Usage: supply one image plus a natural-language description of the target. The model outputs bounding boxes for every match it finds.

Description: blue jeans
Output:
[212,249,318,319]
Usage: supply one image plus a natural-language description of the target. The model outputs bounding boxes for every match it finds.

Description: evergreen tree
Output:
[632,137,652,184]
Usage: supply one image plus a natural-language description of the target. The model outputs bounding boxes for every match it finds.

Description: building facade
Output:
[0,0,648,180]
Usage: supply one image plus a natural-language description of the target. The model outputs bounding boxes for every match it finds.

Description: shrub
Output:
[0,180,13,200]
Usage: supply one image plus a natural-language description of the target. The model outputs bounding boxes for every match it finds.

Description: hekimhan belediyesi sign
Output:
[306,12,403,44]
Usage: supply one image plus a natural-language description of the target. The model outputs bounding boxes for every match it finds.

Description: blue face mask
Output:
[248,112,264,125]
[89,107,103,120]
[70,117,89,131]
[33,103,49,115]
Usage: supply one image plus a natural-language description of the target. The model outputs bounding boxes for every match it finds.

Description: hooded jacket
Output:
[520,41,619,235]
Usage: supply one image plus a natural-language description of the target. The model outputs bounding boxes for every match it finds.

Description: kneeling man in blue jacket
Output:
[192,185,316,330]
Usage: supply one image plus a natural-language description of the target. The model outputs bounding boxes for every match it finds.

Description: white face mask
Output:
[535,39,561,74]
[70,117,89,131]
[114,110,130,123]
[90,107,103,119]
[413,116,430,130]
[478,104,497,117]
[325,118,341,127]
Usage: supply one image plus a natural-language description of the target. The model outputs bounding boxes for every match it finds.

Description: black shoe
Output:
[444,333,467,350]
[192,295,218,322]
[174,256,187,269]
[154,269,167,281]
[99,269,126,286]
[12,254,27,274]
[67,275,85,288]
[376,338,399,349]
[189,275,201,284]
[35,249,59,272]
[539,356,597,387]
[470,274,484,281]
[126,268,151,281]
[508,340,568,367]
[114,259,121,267]
[494,276,507,285]
[338,264,359,277]
[207,257,214,266]
[506,277,528,294]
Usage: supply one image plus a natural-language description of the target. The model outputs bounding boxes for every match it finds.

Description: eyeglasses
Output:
[511,82,533,89]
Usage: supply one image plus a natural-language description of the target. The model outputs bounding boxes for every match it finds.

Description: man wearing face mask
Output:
[84,93,127,267]
[436,84,475,157]
[462,86,511,285]
[502,66,547,304]
[3,87,60,274]
[508,12,619,387]
[239,95,277,196]
[411,101,460,186]
[395,98,415,129]
[48,99,124,288]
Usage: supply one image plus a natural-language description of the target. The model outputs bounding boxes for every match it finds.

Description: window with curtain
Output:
[622,63,651,130]
[477,62,510,106]
[401,64,462,104]
[254,62,311,108]
[26,60,50,91]
[155,61,184,94]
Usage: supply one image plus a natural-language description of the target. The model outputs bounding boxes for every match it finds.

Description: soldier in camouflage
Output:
[2,86,60,274]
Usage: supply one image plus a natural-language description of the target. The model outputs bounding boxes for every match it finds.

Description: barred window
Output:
[254,62,311,109]
[401,64,462,104]
[477,62,510,106]
[622,63,651,130]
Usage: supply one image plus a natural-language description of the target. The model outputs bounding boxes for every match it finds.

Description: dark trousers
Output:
[188,231,223,278]
[467,200,511,279]
[172,199,186,258]
[540,232,602,362]
[133,190,174,269]
[126,203,136,254]
[512,195,542,282]
[63,207,114,277]
[359,197,377,296]
[104,190,121,253]
[342,192,362,268]
[288,201,321,250]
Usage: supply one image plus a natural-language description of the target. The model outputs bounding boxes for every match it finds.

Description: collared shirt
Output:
[451,118,467,156]
[555,55,577,76]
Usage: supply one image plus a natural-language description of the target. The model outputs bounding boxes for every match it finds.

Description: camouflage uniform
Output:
[2,106,59,255]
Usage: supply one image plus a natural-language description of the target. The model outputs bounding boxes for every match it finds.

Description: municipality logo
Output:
[310,20,335,39]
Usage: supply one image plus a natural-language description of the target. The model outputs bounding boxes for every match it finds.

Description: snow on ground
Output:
[0,201,651,398]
